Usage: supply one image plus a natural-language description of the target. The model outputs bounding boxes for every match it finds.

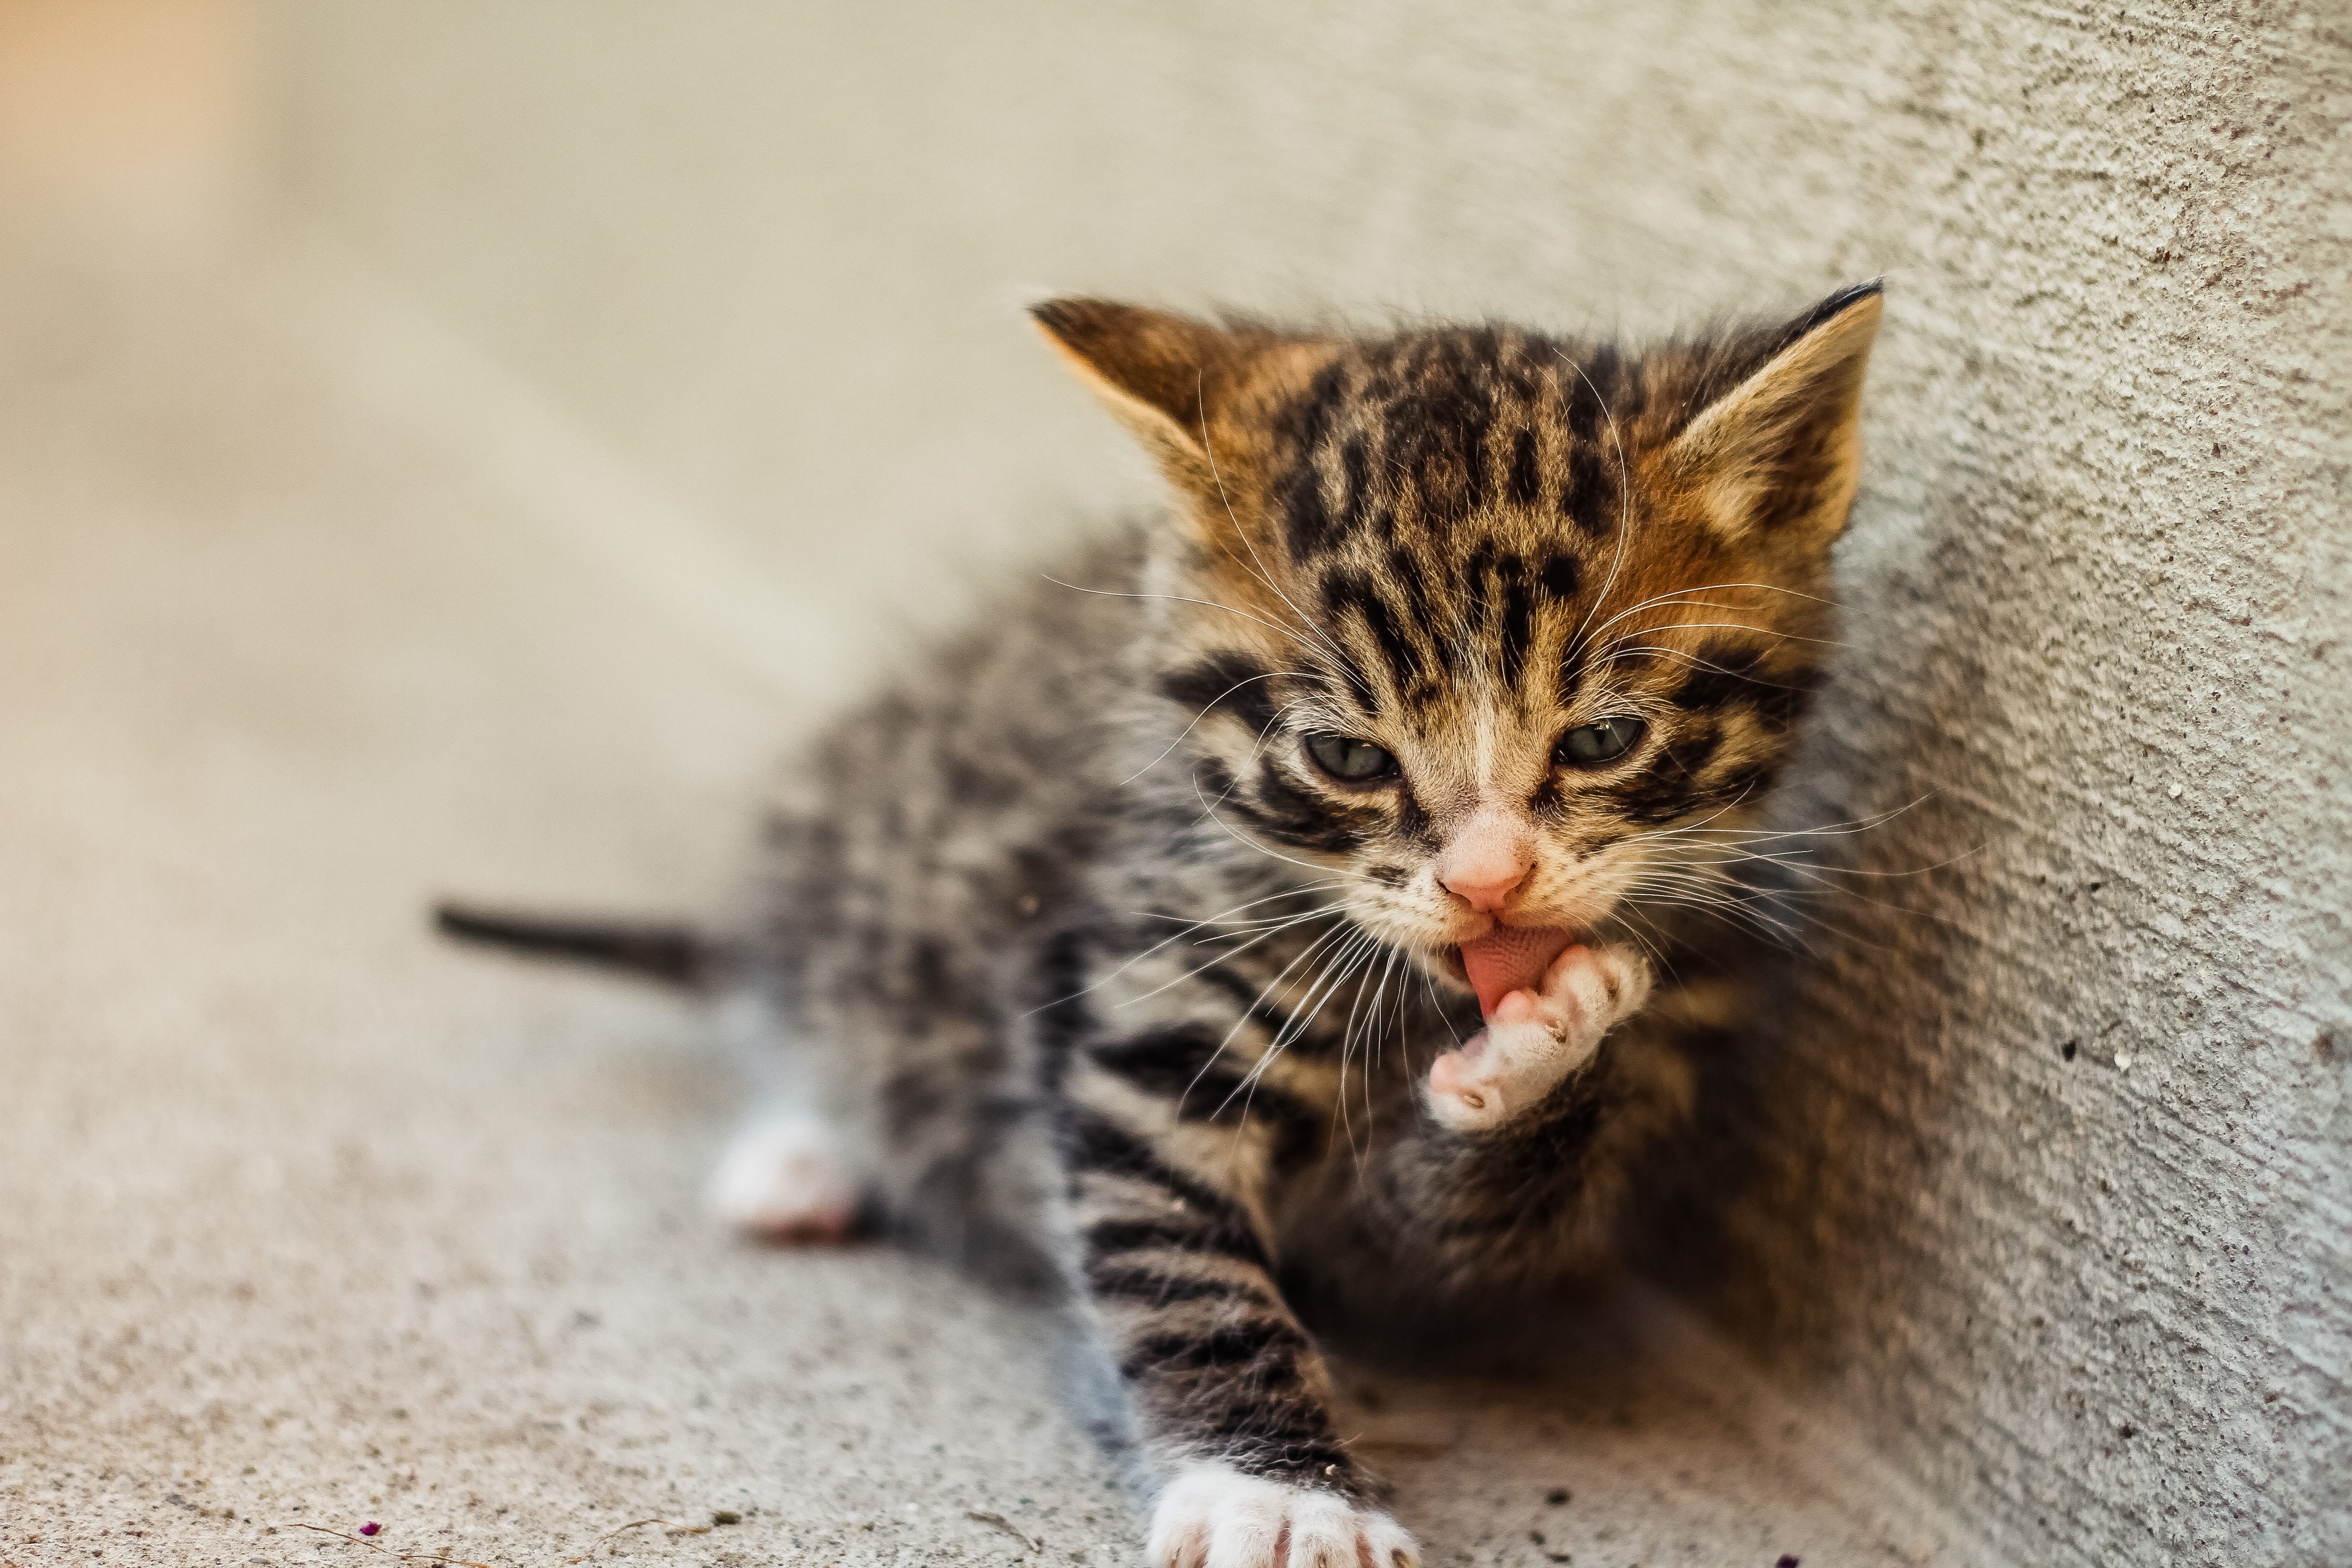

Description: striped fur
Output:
[746,288,1883,1558]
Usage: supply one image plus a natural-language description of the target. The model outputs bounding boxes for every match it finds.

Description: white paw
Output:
[705,1115,862,1242]
[1147,1463,1417,1568]
[1424,942,1651,1133]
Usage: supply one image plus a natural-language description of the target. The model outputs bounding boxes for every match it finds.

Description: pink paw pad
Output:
[1424,942,1651,1133]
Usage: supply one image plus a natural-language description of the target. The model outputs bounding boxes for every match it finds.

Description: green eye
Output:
[1305,733,1398,783]
[1554,716,1646,767]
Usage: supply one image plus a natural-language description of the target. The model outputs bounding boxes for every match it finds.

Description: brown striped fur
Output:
[498,286,1884,1566]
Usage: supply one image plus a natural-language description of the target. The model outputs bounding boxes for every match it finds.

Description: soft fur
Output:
[441,284,1885,1568]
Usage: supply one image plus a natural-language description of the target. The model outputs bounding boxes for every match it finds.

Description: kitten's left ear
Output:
[1666,281,1885,548]
[1029,299,1327,504]
[1029,299,1245,496]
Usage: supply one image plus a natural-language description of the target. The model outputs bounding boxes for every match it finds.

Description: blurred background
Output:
[2,5,2345,1566]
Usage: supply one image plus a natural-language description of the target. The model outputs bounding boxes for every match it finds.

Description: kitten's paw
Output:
[1425,942,1651,1133]
[705,1115,862,1242]
[1147,1464,1417,1568]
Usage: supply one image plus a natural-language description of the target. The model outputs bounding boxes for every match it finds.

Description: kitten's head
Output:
[1034,286,1882,1001]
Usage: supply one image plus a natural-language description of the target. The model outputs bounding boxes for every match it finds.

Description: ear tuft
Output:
[1669,283,1886,548]
[1771,279,1884,351]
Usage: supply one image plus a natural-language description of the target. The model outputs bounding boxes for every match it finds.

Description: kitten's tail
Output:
[431,901,732,991]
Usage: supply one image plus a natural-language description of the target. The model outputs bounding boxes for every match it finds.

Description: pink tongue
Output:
[1458,926,1578,1019]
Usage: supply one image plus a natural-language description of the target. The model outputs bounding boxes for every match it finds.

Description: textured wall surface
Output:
[274,4,2350,1563]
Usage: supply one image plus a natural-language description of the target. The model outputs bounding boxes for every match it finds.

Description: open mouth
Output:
[1446,923,1581,1020]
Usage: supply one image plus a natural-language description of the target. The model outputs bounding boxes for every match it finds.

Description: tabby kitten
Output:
[442,282,1882,1568]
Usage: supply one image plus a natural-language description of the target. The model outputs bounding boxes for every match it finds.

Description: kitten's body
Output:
[444,290,1884,1568]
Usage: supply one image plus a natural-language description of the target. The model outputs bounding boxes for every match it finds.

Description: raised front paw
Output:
[1424,942,1651,1134]
[1148,1465,1417,1568]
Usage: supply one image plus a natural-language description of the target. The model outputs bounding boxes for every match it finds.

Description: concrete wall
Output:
[269,4,2351,1562]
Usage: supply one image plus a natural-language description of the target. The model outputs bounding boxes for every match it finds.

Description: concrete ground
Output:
[0,233,1984,1568]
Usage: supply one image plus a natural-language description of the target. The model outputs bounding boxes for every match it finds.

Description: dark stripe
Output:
[1440,339,1497,514]
[1029,925,1096,1092]
[1338,436,1372,537]
[1087,1027,1326,1163]
[1158,652,1281,737]
[1715,762,1773,805]
[1305,641,1377,712]
[1180,957,1360,1063]
[1201,1406,1351,1480]
[1395,780,1436,848]
[1084,1215,1272,1274]
[1281,464,1333,562]
[1088,1024,1235,1101]
[1460,539,1494,616]
[1505,426,1542,507]
[1123,1319,1310,1379]
[1498,561,1536,692]
[1754,678,1813,734]
[1668,644,1768,711]
[1234,762,1372,854]
[1560,344,1623,538]
[1560,345,1619,445]
[1084,1260,1270,1307]
[1564,441,1615,536]
[1196,756,1242,807]
[1063,1108,1264,1230]
[1279,363,1348,556]
[1325,571,1422,692]
[1222,795,1365,856]
[1669,647,1819,734]
[1556,640,1588,710]
[1538,552,1581,600]
[1386,545,1450,681]
[1608,723,1729,825]
[1187,962,1309,1037]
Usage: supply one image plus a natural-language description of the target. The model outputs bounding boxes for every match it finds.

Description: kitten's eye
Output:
[1554,716,1647,767]
[1304,733,1398,783]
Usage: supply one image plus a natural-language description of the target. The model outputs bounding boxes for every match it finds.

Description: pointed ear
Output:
[1667,282,1885,548]
[1029,299,1261,497]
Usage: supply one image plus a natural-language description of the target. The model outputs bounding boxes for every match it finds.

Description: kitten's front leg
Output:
[1059,1093,1415,1568]
[1423,942,1651,1132]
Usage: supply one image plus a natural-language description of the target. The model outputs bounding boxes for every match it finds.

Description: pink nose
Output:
[1437,810,1534,913]
[1441,865,1529,913]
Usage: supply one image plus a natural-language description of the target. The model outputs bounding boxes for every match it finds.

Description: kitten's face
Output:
[1036,292,1881,986]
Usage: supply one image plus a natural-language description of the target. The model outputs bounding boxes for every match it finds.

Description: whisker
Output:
[1185,918,1361,1114]
[1040,576,1312,652]
[1117,667,1314,787]
[1111,908,1351,1011]
[1019,879,1353,1019]
[1215,930,1392,1192]
[1186,770,1386,892]
[1126,882,1353,928]
[1200,923,1372,1135]
[1582,582,1838,642]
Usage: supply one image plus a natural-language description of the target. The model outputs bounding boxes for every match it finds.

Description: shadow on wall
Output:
[1638,466,2009,1384]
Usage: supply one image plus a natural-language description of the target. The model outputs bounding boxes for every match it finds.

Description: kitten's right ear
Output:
[1666,282,1885,549]
[1029,299,1253,495]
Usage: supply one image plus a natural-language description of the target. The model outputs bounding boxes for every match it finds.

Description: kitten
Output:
[440,282,1882,1568]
